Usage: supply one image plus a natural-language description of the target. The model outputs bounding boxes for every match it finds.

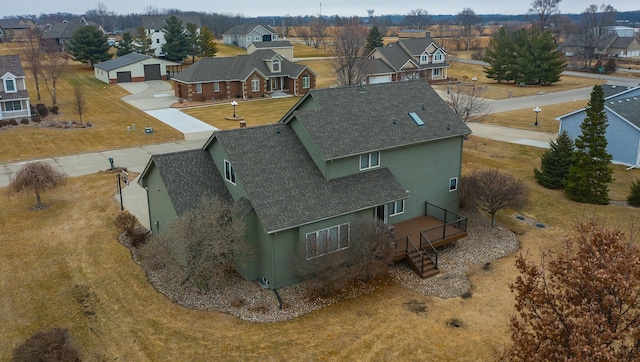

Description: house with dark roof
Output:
[42,17,103,52]
[560,32,640,60]
[222,24,279,49]
[94,52,181,84]
[247,40,294,61]
[0,19,36,42]
[171,49,316,101]
[139,80,471,289]
[557,85,640,167]
[0,55,31,121]
[141,15,201,57]
[365,34,449,85]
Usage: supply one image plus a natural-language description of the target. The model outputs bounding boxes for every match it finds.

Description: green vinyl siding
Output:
[289,118,328,178]
[141,163,178,234]
[207,140,251,202]
[270,228,301,289]
[236,209,261,281]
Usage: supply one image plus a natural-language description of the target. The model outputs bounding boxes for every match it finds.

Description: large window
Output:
[389,200,405,216]
[251,78,260,92]
[272,59,280,72]
[224,160,236,184]
[306,223,350,259]
[302,74,310,89]
[4,78,16,92]
[4,100,22,111]
[359,152,380,170]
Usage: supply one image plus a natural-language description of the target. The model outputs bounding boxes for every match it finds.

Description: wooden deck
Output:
[392,215,467,260]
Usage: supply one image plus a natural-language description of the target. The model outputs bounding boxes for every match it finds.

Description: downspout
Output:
[626,140,640,170]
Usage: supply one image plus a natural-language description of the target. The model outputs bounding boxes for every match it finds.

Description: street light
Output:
[471,76,478,90]
[231,100,238,118]
[533,106,542,127]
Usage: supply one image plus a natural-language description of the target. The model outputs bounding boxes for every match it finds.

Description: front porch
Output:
[391,202,467,278]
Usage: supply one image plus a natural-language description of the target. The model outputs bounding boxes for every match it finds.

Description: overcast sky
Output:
[2,0,638,18]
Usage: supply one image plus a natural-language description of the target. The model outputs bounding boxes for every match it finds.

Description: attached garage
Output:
[94,53,181,84]
[144,64,161,81]
[116,71,132,83]
[368,75,392,84]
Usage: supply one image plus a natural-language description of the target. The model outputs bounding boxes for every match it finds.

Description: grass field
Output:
[2,137,639,360]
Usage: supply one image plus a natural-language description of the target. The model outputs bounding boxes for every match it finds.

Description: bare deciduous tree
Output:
[402,9,431,30]
[575,4,617,68]
[9,161,66,210]
[528,0,562,30]
[19,28,43,101]
[507,221,640,361]
[291,217,394,297]
[73,87,86,125]
[446,83,490,123]
[309,17,327,49]
[330,20,370,86]
[463,169,528,227]
[151,197,253,294]
[40,51,69,105]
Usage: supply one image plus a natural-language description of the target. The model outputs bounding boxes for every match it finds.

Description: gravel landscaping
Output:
[123,209,520,323]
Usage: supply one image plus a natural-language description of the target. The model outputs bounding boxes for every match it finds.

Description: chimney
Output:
[239,121,246,128]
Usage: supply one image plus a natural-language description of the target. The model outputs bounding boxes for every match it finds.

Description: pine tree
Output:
[116,32,134,56]
[197,26,218,59]
[627,179,640,207]
[68,26,112,66]
[534,130,575,189]
[365,26,383,54]
[530,30,566,85]
[483,27,513,83]
[162,16,189,62]
[564,85,613,204]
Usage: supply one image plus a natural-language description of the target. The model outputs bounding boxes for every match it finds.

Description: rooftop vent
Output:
[408,112,424,126]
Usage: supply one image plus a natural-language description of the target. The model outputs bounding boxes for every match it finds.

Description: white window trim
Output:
[214,82,219,92]
[302,74,310,89]
[272,59,280,72]
[224,160,236,185]
[305,223,350,260]
[433,51,444,63]
[420,53,429,64]
[5,100,22,111]
[389,200,405,216]
[3,77,17,93]
[251,78,260,92]
[449,177,458,192]
[433,68,440,76]
[273,34,278,40]
[255,35,260,41]
[196,83,202,93]
[359,152,380,170]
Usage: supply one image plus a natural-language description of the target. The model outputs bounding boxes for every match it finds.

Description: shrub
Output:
[9,119,18,125]
[627,179,640,207]
[0,120,8,127]
[36,103,49,118]
[13,327,81,362]
[20,118,29,124]
[114,211,138,236]
[32,115,41,123]
[50,105,59,115]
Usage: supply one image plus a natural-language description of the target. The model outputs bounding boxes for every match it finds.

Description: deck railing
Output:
[419,231,439,269]
[423,202,467,243]
[396,235,428,275]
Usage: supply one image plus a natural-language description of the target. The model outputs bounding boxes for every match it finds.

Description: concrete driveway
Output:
[120,80,216,140]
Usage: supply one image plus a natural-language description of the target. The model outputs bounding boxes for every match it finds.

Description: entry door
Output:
[375,205,387,224]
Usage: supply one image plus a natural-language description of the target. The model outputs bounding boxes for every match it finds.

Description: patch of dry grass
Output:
[296,58,337,88]
[481,100,589,134]
[3,136,640,360]
[292,42,332,58]
[181,97,300,130]
[0,63,182,163]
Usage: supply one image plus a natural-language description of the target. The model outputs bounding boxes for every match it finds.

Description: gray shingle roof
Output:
[0,19,31,29]
[284,80,471,160]
[373,37,448,72]
[152,149,231,215]
[0,55,25,77]
[141,15,201,30]
[607,96,640,129]
[172,49,307,83]
[602,84,636,99]
[222,24,277,36]
[94,52,151,71]
[396,37,438,56]
[250,41,292,49]
[212,124,407,233]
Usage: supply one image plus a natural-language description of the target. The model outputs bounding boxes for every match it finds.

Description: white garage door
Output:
[369,75,392,84]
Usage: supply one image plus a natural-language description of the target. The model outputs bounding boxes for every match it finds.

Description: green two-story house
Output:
[139,80,472,289]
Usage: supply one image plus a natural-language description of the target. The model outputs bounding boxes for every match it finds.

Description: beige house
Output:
[94,53,181,84]
[247,41,294,61]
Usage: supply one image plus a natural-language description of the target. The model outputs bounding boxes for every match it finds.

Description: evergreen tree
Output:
[534,130,575,189]
[162,16,189,62]
[116,32,134,56]
[68,26,112,67]
[197,26,218,58]
[483,27,512,83]
[529,30,566,85]
[627,179,640,207]
[133,27,153,56]
[365,25,383,54]
[564,85,613,204]
[185,22,199,63]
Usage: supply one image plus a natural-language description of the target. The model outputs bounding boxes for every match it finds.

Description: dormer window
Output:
[224,160,236,184]
[272,58,281,72]
[420,54,429,64]
[433,51,444,62]
[360,152,380,170]
[3,77,16,93]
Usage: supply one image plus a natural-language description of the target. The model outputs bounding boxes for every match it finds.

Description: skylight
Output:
[408,112,424,126]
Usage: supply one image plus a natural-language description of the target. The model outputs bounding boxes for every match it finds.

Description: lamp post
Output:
[471,76,478,90]
[533,106,542,127]
[231,100,238,118]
